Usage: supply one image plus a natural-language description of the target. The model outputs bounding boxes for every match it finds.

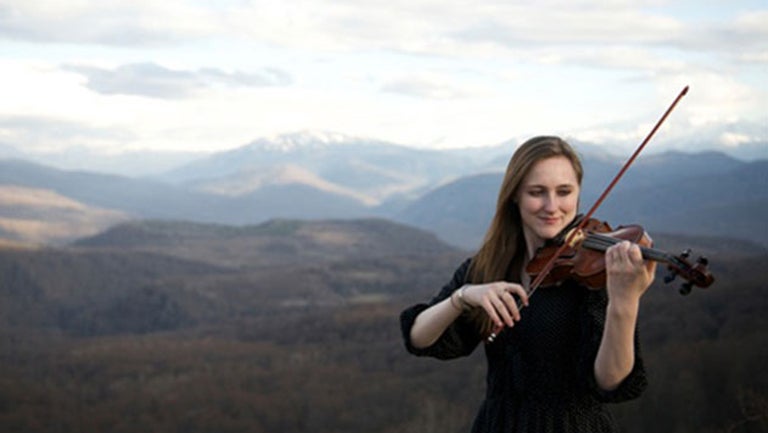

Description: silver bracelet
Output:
[457,285,470,311]
[449,290,464,311]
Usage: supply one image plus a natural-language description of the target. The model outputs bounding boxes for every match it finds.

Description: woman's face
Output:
[516,156,580,251]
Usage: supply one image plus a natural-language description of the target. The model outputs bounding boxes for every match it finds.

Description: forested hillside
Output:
[0,219,765,433]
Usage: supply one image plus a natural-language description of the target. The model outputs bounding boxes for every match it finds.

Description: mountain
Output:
[2,218,465,334]
[599,159,768,231]
[0,184,130,244]
[0,133,765,248]
[159,131,488,205]
[0,141,25,159]
[2,216,757,336]
[0,158,224,219]
[395,173,500,250]
[0,158,372,243]
[75,217,457,267]
[665,120,768,161]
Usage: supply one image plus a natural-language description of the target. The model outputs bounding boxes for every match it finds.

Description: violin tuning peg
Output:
[680,248,691,259]
[697,256,709,266]
[663,273,677,284]
[679,282,693,296]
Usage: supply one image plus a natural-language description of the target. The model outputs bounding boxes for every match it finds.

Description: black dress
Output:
[400,259,647,433]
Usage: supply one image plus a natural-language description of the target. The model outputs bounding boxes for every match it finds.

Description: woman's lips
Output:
[539,216,560,225]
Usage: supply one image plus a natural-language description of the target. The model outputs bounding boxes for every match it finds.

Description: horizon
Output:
[0,0,765,160]
[1,127,766,179]
[3,126,766,156]
[4,126,761,177]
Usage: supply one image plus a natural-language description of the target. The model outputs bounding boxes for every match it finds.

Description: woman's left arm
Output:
[594,240,656,391]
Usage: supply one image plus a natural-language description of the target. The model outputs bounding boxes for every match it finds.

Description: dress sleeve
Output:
[579,288,648,403]
[399,258,481,360]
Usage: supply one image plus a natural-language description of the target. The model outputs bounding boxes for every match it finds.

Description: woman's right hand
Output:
[461,282,529,328]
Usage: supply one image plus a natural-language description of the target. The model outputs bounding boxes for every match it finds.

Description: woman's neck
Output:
[520,237,538,291]
[522,230,544,262]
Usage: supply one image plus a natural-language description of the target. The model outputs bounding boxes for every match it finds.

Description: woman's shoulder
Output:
[450,257,474,284]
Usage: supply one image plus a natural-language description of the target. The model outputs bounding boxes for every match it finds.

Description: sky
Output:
[0,0,766,157]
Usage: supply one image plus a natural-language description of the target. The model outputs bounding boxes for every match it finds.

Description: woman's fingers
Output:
[476,282,528,328]
[607,241,640,269]
[606,241,656,299]
[490,296,515,327]
[481,297,504,328]
[505,283,530,307]
[624,243,657,276]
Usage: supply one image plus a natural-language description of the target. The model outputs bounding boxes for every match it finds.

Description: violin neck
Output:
[582,233,678,266]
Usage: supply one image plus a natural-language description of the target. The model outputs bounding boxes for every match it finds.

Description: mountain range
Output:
[1,216,764,433]
[0,131,765,249]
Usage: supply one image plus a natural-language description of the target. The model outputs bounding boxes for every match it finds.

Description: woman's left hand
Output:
[596,240,655,390]
[605,240,656,305]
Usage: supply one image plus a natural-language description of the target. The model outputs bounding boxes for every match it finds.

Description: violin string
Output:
[584,233,676,264]
[582,233,700,284]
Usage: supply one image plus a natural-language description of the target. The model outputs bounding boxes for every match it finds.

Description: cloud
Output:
[210,0,768,92]
[0,0,215,46]
[719,132,753,148]
[453,8,682,48]
[3,1,765,69]
[0,0,764,157]
[703,10,768,51]
[62,62,293,98]
[220,2,682,56]
[0,115,136,153]
[0,1,682,53]
[380,74,476,100]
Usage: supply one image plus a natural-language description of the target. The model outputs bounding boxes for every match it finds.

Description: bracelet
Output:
[449,290,464,311]
[457,285,469,309]
[455,285,471,311]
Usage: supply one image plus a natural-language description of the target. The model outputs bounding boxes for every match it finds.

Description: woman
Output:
[400,136,655,432]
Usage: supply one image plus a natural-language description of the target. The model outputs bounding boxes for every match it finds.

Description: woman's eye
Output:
[557,189,573,196]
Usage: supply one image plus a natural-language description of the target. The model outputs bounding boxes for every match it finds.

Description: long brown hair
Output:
[467,136,583,331]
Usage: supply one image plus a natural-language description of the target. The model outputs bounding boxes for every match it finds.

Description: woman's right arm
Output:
[410,282,529,349]
[409,290,465,348]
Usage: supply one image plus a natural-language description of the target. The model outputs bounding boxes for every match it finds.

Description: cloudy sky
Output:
[0,0,765,156]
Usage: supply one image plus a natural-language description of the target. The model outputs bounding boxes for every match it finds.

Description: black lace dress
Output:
[400,259,647,433]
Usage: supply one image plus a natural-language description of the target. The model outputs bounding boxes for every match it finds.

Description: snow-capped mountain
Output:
[160,131,499,206]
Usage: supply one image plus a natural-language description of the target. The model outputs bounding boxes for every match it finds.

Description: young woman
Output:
[400,136,655,432]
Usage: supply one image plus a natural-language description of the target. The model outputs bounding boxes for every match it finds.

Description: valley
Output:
[0,218,765,432]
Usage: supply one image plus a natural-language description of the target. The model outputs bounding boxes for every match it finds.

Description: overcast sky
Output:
[0,0,765,156]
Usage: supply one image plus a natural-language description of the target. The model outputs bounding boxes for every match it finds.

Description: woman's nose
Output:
[543,193,558,211]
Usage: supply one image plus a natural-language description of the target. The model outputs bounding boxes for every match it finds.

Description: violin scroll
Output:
[663,249,714,295]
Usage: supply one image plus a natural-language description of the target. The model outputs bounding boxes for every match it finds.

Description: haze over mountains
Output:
[0,131,766,249]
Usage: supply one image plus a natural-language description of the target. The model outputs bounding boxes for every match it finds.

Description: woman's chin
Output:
[536,226,565,241]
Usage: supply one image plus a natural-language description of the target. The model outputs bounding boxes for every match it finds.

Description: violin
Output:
[525,217,715,294]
